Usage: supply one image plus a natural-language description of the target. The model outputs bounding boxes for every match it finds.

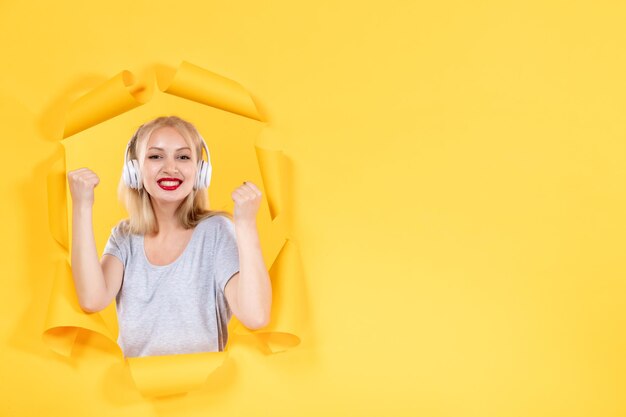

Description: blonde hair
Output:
[117,115,231,235]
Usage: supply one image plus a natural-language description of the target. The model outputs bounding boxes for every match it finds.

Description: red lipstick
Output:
[157,178,183,191]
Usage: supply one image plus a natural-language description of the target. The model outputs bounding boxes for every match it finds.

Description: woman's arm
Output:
[68,168,123,312]
[225,181,272,329]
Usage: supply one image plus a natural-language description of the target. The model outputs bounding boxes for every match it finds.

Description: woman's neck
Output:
[149,199,185,237]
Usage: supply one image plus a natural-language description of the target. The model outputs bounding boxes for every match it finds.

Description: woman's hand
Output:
[231,181,262,226]
[67,168,100,208]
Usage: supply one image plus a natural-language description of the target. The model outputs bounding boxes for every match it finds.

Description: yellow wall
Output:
[1,1,625,415]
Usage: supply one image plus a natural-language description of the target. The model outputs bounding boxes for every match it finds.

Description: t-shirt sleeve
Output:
[214,216,240,294]
[102,223,129,267]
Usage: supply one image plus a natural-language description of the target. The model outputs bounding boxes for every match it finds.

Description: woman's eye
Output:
[148,155,161,159]
[180,155,191,160]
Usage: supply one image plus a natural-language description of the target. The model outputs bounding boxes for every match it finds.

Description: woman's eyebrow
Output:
[147,146,191,151]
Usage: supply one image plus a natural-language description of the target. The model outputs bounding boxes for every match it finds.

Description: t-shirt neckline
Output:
[141,225,200,269]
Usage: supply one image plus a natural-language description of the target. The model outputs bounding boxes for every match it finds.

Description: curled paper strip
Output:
[64,71,147,138]
[156,62,262,122]
[43,260,119,357]
[232,239,304,353]
[43,61,303,398]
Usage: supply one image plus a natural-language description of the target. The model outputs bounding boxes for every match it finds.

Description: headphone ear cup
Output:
[123,160,133,188]
[204,162,212,189]
[122,161,131,188]
[195,160,212,190]
[131,159,142,189]
[196,161,204,190]
[124,159,142,189]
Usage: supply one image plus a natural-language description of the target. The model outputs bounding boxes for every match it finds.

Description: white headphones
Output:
[122,131,212,190]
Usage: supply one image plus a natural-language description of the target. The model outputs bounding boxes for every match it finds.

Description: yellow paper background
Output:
[1,1,625,416]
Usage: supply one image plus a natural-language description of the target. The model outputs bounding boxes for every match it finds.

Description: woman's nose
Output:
[163,157,179,174]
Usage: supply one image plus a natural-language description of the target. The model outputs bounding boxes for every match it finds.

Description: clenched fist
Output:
[67,168,100,208]
[231,181,262,226]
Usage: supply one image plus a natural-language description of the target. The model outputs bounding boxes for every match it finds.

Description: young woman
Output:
[67,116,272,358]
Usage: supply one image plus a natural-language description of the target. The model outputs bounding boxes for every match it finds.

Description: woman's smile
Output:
[157,178,183,190]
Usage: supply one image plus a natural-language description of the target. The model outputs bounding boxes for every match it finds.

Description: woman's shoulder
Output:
[111,218,132,237]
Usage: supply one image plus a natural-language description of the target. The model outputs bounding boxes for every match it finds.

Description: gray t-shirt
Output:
[103,215,240,358]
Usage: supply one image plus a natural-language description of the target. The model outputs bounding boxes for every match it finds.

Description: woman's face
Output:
[139,126,197,204]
